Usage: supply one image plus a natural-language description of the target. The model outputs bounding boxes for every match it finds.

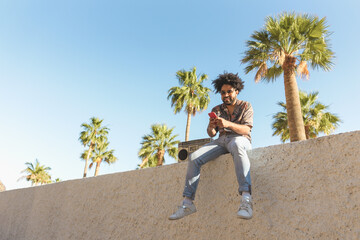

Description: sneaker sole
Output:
[168,210,197,220]
[237,214,252,220]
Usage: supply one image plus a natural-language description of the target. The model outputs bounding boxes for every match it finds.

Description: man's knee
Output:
[188,151,201,162]
[188,143,221,163]
[229,140,246,154]
[188,150,207,167]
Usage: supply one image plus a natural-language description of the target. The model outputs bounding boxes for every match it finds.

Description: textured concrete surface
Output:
[0,131,359,240]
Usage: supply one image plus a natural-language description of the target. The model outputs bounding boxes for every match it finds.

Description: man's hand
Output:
[208,116,251,136]
[215,117,231,129]
[207,118,218,137]
[209,118,217,129]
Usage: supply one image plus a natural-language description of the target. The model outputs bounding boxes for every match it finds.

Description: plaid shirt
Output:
[211,99,253,142]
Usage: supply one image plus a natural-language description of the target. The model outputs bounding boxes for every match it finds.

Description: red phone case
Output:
[208,112,217,118]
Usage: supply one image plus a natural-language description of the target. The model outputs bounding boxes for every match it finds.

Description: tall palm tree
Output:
[241,12,334,142]
[89,137,117,176]
[18,159,52,186]
[272,90,341,142]
[79,117,109,178]
[168,67,211,141]
[138,124,179,168]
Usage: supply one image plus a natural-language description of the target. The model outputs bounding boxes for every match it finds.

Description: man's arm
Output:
[207,118,218,137]
[216,117,251,135]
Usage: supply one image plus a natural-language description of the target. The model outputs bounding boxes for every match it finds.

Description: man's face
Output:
[220,84,238,105]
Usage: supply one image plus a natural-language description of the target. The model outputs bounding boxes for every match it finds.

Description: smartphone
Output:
[208,112,217,118]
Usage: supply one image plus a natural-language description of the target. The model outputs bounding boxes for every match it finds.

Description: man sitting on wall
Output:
[169,72,254,220]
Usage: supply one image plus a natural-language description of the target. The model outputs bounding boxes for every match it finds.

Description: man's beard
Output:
[222,96,236,105]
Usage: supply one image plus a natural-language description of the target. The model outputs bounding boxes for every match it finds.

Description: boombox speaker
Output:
[178,138,212,161]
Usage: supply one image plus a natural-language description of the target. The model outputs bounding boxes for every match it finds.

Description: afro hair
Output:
[212,72,244,93]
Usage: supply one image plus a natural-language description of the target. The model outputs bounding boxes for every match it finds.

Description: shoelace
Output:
[239,199,252,210]
[177,205,189,211]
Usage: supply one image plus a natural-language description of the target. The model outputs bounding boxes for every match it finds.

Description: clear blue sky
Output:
[1,0,359,190]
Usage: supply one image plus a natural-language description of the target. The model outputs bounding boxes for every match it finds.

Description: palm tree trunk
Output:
[83,144,93,178]
[140,157,149,168]
[304,125,310,139]
[185,112,191,141]
[156,150,165,166]
[283,55,306,142]
[94,161,101,176]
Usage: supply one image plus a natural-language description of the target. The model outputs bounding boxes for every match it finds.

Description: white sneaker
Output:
[237,197,253,219]
[169,203,197,220]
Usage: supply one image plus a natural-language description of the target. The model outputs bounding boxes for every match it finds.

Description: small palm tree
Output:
[79,117,109,178]
[18,159,52,186]
[89,138,117,176]
[272,90,341,142]
[168,67,211,141]
[0,180,6,192]
[138,124,179,168]
[241,12,334,142]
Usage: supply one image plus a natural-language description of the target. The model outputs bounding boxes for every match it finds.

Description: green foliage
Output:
[138,124,179,168]
[0,180,5,191]
[272,90,341,142]
[18,159,52,186]
[79,117,109,177]
[89,137,117,176]
[241,12,334,83]
[168,67,211,140]
[79,117,109,148]
[80,148,93,161]
[168,67,211,116]
[137,155,158,169]
[53,178,61,183]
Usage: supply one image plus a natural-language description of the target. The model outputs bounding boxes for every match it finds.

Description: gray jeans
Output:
[183,134,252,200]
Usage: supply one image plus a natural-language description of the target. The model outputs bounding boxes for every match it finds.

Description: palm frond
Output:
[242,12,334,83]
[264,65,283,82]
[168,66,211,142]
[138,124,179,168]
[272,90,341,142]
[19,159,52,185]
[255,62,268,83]
[297,61,310,80]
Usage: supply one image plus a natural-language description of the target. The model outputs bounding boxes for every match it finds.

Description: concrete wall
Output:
[1,131,359,240]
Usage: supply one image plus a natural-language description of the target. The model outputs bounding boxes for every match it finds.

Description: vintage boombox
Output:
[178,138,212,161]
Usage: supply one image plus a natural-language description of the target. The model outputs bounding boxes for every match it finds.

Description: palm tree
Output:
[0,180,5,192]
[168,67,211,141]
[138,124,179,168]
[89,137,117,176]
[137,155,158,169]
[80,148,93,168]
[272,90,341,142]
[18,159,52,186]
[241,12,334,142]
[79,117,109,178]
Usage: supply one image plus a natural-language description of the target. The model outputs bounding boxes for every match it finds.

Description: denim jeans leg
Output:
[182,139,227,200]
[226,136,252,195]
